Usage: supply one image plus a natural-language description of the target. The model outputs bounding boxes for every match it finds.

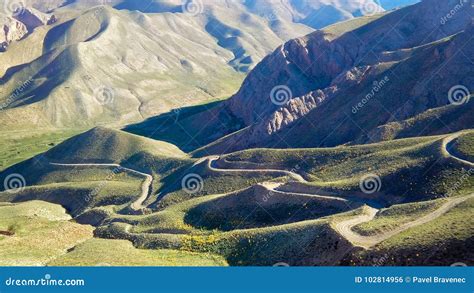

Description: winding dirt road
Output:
[442,133,474,168]
[49,131,472,241]
[207,156,307,182]
[259,182,349,202]
[50,162,153,211]
[334,194,474,249]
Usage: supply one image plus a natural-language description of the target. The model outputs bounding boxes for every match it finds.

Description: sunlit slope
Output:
[0,201,93,266]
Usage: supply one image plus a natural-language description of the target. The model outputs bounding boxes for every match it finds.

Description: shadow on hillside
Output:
[123,100,244,153]
[114,0,182,13]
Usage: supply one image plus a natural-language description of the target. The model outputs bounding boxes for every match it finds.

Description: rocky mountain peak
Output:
[0,6,56,52]
[0,15,28,51]
[13,7,57,31]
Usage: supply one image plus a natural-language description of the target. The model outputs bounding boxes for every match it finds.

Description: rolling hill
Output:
[0,0,314,130]
[1,128,472,265]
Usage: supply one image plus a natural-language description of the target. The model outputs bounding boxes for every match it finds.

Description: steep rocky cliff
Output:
[194,0,473,155]
[0,15,28,51]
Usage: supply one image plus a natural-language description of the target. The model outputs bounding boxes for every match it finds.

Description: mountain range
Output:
[0,0,422,130]
[0,0,472,267]
[127,0,472,154]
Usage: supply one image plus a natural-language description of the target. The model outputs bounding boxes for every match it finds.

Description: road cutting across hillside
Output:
[333,194,474,249]
[50,162,152,211]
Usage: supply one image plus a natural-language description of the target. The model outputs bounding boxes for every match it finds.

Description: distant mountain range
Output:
[0,0,421,130]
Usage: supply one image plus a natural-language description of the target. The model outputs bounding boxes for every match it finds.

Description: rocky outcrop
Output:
[13,7,57,31]
[197,0,474,154]
[0,7,56,52]
[0,15,28,51]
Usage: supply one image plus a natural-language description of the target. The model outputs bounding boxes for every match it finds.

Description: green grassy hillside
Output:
[450,132,474,162]
[210,132,474,201]
[50,238,227,267]
[0,128,83,171]
[0,201,93,266]
[1,130,472,266]
[352,199,446,236]
[346,197,474,266]
[43,127,187,163]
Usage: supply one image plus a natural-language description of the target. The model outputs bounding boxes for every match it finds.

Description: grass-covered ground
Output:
[352,199,446,236]
[1,129,472,266]
[0,201,93,266]
[213,132,474,201]
[50,238,227,266]
[451,132,474,162]
[0,129,83,171]
[0,201,227,266]
[346,197,474,266]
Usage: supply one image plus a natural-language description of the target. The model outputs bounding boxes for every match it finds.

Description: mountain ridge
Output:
[185,0,474,155]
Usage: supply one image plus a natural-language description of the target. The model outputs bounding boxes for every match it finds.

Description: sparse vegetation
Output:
[1,129,472,266]
[49,238,227,266]
[347,198,474,266]
[0,201,93,266]
[352,200,446,236]
[451,132,474,162]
